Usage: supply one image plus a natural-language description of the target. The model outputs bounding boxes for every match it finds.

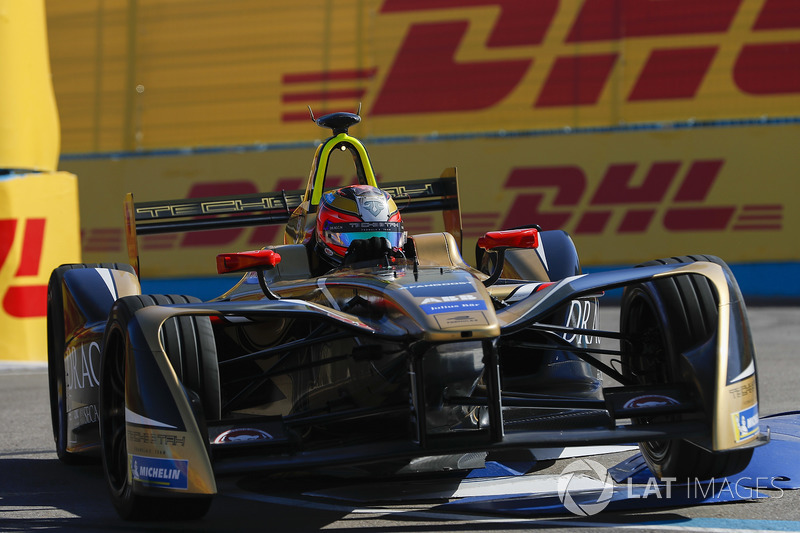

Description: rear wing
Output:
[124,169,462,276]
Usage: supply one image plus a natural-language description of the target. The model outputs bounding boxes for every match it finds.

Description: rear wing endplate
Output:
[123,169,462,276]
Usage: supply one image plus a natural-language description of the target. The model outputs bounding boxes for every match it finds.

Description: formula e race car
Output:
[47,111,765,520]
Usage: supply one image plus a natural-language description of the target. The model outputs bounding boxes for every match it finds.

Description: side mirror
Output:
[477,228,539,251]
[476,228,539,287]
[216,249,283,301]
[216,249,282,274]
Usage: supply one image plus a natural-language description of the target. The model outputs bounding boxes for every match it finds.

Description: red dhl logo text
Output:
[498,159,783,236]
[0,218,47,318]
[80,158,783,255]
[281,0,800,119]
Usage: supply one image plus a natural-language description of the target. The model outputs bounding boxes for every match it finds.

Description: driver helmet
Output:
[315,185,405,264]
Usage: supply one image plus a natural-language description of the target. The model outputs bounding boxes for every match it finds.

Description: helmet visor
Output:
[323,221,405,250]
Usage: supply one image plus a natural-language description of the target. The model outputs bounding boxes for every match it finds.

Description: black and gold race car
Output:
[47,112,765,520]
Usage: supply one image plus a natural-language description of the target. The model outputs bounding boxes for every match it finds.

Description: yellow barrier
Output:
[0,0,81,362]
[0,0,59,171]
[0,173,81,362]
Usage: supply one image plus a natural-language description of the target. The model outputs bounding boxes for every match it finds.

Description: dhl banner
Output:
[67,122,798,277]
[0,173,81,362]
[43,0,800,287]
[46,0,800,152]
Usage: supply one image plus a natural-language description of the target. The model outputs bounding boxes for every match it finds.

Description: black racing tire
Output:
[621,255,753,481]
[99,294,217,521]
[47,263,136,464]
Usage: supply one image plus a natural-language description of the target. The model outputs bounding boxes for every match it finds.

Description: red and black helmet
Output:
[315,185,404,263]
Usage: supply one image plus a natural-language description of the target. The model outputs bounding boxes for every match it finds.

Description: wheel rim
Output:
[623,289,674,464]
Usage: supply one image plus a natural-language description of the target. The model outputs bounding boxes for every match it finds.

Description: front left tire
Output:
[99,294,216,520]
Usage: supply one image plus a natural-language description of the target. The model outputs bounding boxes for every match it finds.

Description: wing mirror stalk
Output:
[477,228,539,287]
[216,249,283,300]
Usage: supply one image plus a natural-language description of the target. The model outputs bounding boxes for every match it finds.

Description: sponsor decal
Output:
[406,280,475,298]
[359,197,386,218]
[420,294,478,305]
[128,430,187,447]
[213,428,273,444]
[422,300,487,315]
[130,455,189,490]
[69,404,99,426]
[420,294,487,315]
[65,341,101,390]
[562,300,599,346]
[623,395,679,410]
[728,379,756,401]
[135,195,303,219]
[732,403,759,443]
[381,183,436,201]
[176,179,303,249]
[434,312,489,330]
[79,404,98,425]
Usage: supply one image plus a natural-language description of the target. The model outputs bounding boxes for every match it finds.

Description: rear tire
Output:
[99,294,217,520]
[47,263,135,464]
[621,255,753,481]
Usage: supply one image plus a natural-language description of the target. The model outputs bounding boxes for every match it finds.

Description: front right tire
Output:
[620,255,753,481]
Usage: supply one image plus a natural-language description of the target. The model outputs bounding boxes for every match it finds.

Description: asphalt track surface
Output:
[1,306,799,532]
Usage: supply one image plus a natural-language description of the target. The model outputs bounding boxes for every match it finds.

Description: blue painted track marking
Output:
[221,478,800,531]
[640,518,800,531]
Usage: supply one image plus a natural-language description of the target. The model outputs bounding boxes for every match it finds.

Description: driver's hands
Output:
[343,237,394,266]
